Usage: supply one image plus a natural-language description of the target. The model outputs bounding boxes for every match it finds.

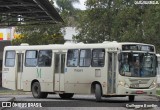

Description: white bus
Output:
[2,41,157,102]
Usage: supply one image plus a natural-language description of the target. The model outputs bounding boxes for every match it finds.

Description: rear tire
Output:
[59,93,74,99]
[128,95,135,102]
[95,84,102,102]
[31,82,48,98]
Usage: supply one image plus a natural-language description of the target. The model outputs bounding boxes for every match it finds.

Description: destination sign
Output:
[122,45,154,52]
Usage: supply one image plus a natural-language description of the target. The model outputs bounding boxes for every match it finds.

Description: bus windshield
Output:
[119,52,157,77]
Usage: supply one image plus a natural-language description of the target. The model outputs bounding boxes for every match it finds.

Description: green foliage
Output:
[55,0,79,12]
[74,0,160,52]
[157,90,160,95]
[12,0,81,45]
[12,24,65,45]
[60,9,81,27]
[55,0,80,27]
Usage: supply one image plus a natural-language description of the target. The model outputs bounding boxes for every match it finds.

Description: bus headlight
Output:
[118,81,129,88]
[150,81,157,88]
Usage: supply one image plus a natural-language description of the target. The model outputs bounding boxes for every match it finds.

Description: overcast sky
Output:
[74,0,86,10]
[53,0,86,10]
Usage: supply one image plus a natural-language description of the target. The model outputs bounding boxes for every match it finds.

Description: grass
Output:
[157,90,160,95]
[0,90,22,94]
[0,90,28,95]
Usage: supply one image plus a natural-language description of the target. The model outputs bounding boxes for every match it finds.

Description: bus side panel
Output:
[64,69,75,93]
[40,67,54,92]
[22,67,54,92]
[2,51,16,90]
[67,67,93,94]
[2,68,16,90]
[22,82,31,91]
[64,83,75,93]
[22,67,37,91]
[64,67,107,94]
[74,68,107,94]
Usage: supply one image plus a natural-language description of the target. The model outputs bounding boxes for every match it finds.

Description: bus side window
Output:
[38,50,52,67]
[67,49,79,67]
[25,50,38,67]
[5,50,16,67]
[92,49,105,67]
[79,49,91,67]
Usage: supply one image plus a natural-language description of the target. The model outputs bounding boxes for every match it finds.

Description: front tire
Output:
[128,95,135,102]
[59,93,74,99]
[95,84,102,102]
[31,82,48,98]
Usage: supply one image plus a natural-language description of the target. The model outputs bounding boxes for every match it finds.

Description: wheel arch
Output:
[91,81,102,94]
[31,79,39,90]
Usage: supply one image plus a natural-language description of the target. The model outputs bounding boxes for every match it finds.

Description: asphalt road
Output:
[1,93,160,110]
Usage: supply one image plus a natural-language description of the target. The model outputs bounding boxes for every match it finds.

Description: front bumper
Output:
[117,86,156,95]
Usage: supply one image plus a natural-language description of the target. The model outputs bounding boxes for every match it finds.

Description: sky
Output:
[53,0,86,10]
[74,0,86,10]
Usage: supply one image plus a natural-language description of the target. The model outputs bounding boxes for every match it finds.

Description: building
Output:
[62,27,79,43]
[0,27,15,41]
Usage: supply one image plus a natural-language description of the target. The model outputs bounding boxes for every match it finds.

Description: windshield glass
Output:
[119,52,157,77]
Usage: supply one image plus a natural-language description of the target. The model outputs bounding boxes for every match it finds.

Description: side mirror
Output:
[118,53,122,62]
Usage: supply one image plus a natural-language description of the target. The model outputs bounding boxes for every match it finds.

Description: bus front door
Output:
[54,53,65,92]
[107,52,117,94]
[16,53,24,90]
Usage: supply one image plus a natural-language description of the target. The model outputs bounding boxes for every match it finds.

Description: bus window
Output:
[79,49,91,67]
[5,51,16,67]
[25,50,38,67]
[119,53,156,77]
[67,49,79,67]
[38,50,52,67]
[92,49,105,67]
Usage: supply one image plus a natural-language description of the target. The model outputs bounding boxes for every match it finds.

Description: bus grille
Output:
[129,79,149,84]
[129,78,150,89]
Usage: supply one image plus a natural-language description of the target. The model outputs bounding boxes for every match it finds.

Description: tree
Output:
[12,1,65,45]
[55,0,80,27]
[74,0,120,43]
[12,24,65,45]
[74,0,160,52]
[142,4,160,52]
[55,0,79,12]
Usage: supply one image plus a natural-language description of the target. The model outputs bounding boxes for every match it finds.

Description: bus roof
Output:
[4,41,154,51]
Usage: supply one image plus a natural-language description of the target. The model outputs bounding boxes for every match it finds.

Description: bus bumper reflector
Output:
[136,91,144,94]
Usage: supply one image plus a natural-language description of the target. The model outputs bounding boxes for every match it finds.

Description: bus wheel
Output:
[59,93,74,99]
[95,84,102,102]
[128,95,135,102]
[32,82,48,98]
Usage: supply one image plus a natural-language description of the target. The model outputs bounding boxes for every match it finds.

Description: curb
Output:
[8,97,15,101]
[156,95,160,101]
[154,93,160,101]
[156,88,160,101]
[1,97,15,110]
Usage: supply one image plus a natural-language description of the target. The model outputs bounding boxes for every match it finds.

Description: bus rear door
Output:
[16,53,24,90]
